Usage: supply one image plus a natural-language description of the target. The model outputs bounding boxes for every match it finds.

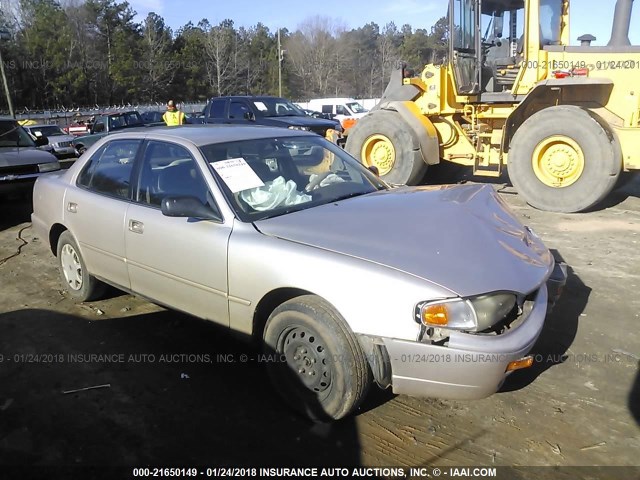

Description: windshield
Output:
[0,121,36,148]
[28,125,65,137]
[252,98,307,118]
[346,102,367,114]
[201,135,387,222]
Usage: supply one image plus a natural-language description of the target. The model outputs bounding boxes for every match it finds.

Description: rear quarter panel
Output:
[31,172,70,252]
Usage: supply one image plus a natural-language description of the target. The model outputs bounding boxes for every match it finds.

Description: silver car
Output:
[23,124,79,164]
[31,125,566,420]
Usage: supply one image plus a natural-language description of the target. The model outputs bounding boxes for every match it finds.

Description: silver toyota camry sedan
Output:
[32,125,566,420]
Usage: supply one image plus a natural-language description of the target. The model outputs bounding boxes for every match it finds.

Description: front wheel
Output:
[508,105,621,213]
[345,109,427,185]
[263,295,372,420]
[57,231,105,302]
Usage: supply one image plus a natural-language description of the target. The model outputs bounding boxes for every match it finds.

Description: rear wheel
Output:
[508,105,621,213]
[57,231,105,302]
[345,109,427,185]
[263,295,371,420]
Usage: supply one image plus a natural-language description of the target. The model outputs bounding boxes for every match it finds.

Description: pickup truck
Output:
[203,96,343,141]
[72,111,146,154]
[0,118,60,197]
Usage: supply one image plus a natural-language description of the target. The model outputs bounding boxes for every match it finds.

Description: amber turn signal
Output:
[422,304,449,326]
[506,355,534,372]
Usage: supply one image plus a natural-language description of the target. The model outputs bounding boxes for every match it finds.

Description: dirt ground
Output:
[0,173,638,478]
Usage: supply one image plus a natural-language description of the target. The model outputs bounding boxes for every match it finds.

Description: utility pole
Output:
[0,29,14,118]
[277,29,282,97]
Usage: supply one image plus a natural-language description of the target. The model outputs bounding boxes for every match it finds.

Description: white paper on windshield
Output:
[211,157,265,193]
[253,101,268,111]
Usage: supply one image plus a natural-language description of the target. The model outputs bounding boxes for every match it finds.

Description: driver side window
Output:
[229,102,249,119]
[136,141,217,214]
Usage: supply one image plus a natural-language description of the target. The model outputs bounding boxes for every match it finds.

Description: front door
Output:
[124,140,232,324]
[451,0,481,95]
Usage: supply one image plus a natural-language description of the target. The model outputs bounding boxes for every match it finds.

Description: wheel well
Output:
[49,223,67,256]
[504,81,614,152]
[252,287,313,340]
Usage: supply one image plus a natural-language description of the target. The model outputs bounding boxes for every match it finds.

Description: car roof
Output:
[309,98,356,103]
[106,124,316,147]
[210,95,286,101]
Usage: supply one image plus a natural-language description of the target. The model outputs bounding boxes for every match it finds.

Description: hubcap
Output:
[60,243,83,291]
[532,136,585,188]
[361,134,396,176]
[281,326,331,393]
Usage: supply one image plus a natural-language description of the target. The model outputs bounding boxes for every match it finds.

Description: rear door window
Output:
[77,139,141,199]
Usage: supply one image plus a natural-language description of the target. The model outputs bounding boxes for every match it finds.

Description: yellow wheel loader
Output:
[345,0,640,213]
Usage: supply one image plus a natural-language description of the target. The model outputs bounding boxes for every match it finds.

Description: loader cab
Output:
[449,0,565,100]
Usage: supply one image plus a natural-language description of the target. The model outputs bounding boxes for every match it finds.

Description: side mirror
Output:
[368,165,380,176]
[34,135,49,147]
[161,196,222,222]
[243,111,255,121]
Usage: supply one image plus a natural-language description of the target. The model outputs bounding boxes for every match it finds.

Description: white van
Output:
[307,98,369,132]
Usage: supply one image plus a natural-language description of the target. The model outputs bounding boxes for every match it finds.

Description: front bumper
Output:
[382,263,567,400]
[52,146,79,160]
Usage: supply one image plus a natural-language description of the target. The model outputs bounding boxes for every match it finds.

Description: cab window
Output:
[208,99,226,119]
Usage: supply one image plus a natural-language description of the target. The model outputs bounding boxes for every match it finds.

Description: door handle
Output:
[67,202,78,213]
[128,219,144,234]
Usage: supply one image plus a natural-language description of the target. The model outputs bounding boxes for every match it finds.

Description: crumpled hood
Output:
[0,147,58,167]
[255,184,554,297]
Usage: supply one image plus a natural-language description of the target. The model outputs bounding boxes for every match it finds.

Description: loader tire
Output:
[508,105,621,213]
[345,109,427,185]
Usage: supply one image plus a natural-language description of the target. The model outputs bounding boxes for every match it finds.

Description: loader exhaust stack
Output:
[608,0,634,47]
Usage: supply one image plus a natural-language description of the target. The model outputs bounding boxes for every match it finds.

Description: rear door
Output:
[65,139,142,290]
[124,140,232,324]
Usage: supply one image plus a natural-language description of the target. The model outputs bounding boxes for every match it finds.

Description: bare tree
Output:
[285,15,346,98]
[141,12,173,102]
[203,19,237,96]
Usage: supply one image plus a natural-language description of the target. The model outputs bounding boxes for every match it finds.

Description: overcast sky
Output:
[128,0,638,46]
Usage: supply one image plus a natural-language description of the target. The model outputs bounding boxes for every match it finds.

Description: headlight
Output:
[470,293,517,330]
[416,293,517,332]
[288,125,310,131]
[38,161,60,173]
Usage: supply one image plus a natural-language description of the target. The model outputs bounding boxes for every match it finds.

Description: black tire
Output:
[263,295,372,421]
[76,145,86,155]
[56,231,105,302]
[345,109,427,185]
[508,105,621,213]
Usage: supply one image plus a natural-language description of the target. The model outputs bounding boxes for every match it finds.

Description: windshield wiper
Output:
[330,191,369,203]
[257,207,300,220]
